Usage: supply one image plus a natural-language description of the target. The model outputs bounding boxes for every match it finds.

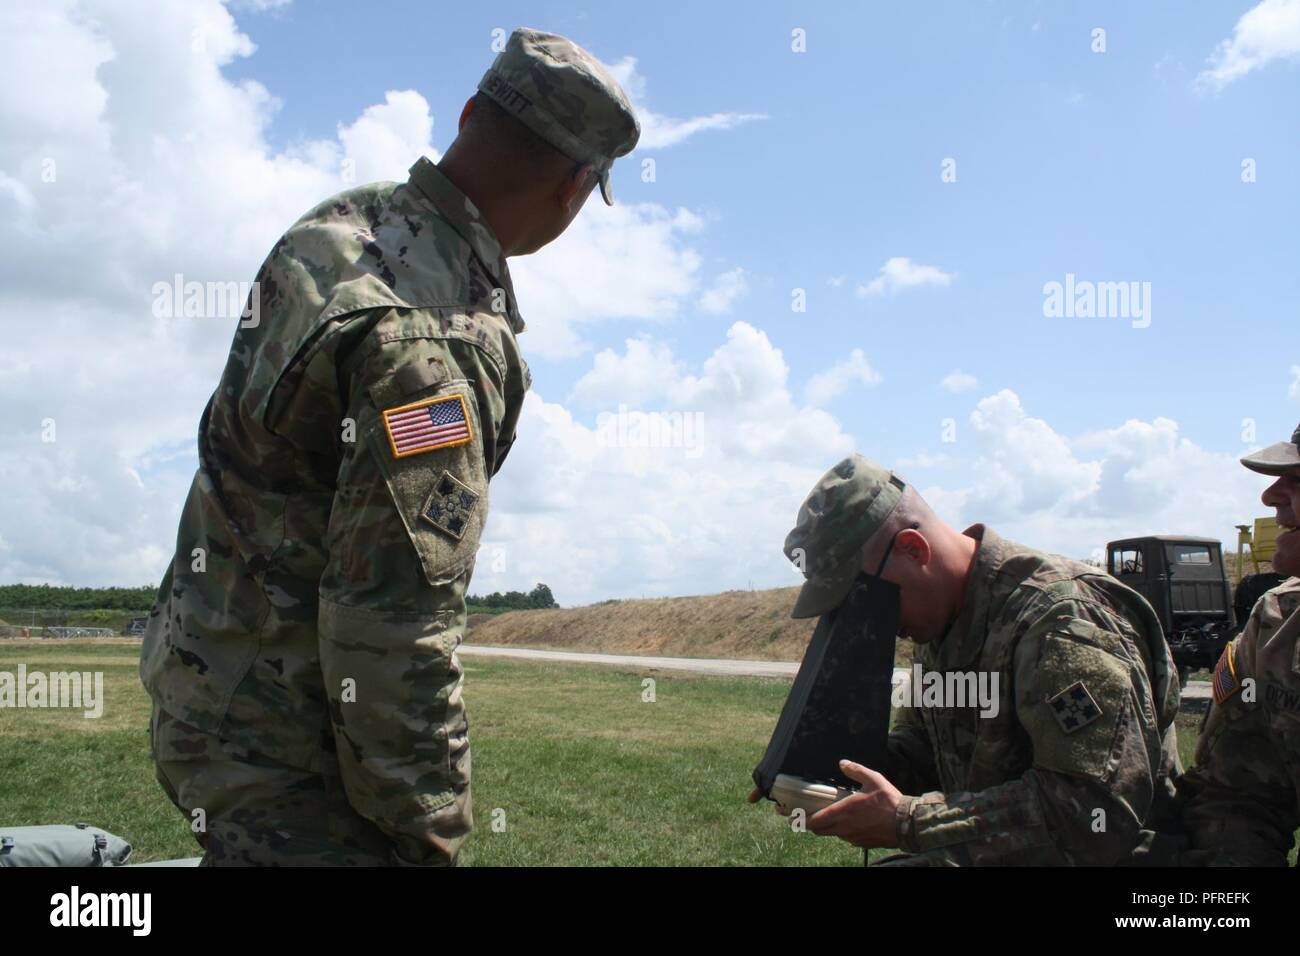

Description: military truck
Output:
[121,616,148,637]
[1106,536,1236,680]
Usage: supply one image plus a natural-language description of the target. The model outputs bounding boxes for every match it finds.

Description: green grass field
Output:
[0,640,1212,866]
[0,641,871,865]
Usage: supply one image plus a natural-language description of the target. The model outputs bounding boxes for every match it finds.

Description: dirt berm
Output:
[466,587,825,661]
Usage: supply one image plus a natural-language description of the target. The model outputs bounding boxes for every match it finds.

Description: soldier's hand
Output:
[808,759,906,849]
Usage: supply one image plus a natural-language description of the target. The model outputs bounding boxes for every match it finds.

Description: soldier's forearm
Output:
[895,779,1063,865]
[896,770,1145,865]
[318,598,472,865]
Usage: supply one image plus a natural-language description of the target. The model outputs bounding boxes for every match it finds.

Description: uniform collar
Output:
[931,524,1004,669]
[406,157,525,334]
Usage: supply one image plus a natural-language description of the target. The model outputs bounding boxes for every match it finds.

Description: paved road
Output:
[460,643,800,678]
[458,644,1212,700]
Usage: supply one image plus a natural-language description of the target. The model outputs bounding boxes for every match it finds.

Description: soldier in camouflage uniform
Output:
[1179,424,1300,865]
[140,28,639,866]
[764,455,1182,864]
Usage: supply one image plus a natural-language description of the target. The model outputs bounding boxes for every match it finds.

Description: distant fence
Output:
[0,607,148,638]
[0,625,120,639]
[44,626,119,638]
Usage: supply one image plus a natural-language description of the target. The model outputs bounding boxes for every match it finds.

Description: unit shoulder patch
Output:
[1047,680,1103,734]
[420,471,480,541]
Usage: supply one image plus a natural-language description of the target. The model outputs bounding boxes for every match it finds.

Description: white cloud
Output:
[804,349,882,406]
[483,376,1268,604]
[0,1,402,317]
[0,0,389,585]
[569,338,682,407]
[964,390,1101,519]
[1196,0,1300,91]
[698,267,749,315]
[925,391,1265,564]
[896,452,953,470]
[478,322,856,603]
[336,90,439,185]
[1289,364,1300,399]
[0,0,723,585]
[603,56,766,149]
[855,257,955,297]
[939,369,978,393]
[512,204,705,358]
[0,170,35,212]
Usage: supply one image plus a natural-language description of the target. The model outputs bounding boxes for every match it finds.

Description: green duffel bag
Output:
[0,823,132,867]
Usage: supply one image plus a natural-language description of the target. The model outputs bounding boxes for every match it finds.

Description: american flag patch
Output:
[382,394,473,459]
[1212,642,1240,705]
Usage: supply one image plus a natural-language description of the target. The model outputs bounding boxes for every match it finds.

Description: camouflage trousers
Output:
[149,705,469,866]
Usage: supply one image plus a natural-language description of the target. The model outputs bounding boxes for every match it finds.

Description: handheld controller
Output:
[769,773,857,816]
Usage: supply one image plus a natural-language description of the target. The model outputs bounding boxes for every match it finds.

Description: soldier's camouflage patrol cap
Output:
[478,27,640,205]
[1241,422,1300,477]
[784,455,908,619]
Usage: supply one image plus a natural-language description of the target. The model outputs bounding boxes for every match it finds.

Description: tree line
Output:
[468,583,558,610]
[0,584,157,611]
[0,582,560,612]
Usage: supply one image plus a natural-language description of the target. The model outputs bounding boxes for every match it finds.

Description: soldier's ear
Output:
[558,164,592,212]
[457,96,476,133]
[894,529,931,567]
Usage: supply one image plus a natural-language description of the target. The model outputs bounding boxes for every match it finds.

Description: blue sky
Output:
[226,0,1297,442]
[1,0,1297,604]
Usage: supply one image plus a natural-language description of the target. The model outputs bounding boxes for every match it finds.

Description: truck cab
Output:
[1106,536,1236,676]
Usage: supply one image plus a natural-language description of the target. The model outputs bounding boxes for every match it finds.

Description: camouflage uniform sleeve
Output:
[1178,602,1299,866]
[315,312,522,866]
[894,602,1168,865]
